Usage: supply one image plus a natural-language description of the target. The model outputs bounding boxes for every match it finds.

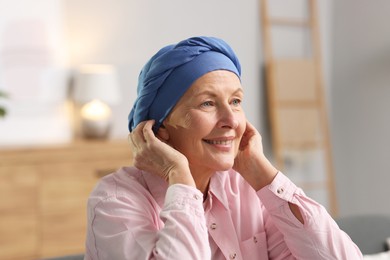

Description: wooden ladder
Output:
[260,0,338,216]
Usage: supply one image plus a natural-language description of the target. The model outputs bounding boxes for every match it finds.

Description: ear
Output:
[156,124,170,141]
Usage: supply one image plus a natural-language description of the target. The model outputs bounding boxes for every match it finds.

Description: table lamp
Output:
[73,64,120,139]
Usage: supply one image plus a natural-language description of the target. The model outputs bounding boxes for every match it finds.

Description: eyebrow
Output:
[192,88,244,97]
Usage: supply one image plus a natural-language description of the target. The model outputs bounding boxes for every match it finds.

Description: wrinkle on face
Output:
[165,109,193,129]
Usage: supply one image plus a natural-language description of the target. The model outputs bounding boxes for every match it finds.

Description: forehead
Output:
[185,70,242,97]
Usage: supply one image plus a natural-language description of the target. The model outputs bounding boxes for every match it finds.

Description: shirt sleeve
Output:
[86,183,211,260]
[257,172,363,260]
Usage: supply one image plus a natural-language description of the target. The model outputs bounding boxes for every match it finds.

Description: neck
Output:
[189,165,214,196]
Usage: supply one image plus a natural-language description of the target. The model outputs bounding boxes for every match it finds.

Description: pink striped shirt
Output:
[85,167,362,259]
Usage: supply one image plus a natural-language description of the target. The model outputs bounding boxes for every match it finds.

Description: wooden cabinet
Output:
[0,139,132,259]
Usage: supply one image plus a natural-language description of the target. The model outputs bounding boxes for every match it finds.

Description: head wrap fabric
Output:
[128,36,241,133]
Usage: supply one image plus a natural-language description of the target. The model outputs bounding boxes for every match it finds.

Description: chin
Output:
[195,155,235,172]
[215,161,234,171]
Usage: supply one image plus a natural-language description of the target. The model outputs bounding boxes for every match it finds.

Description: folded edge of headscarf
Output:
[127,36,242,133]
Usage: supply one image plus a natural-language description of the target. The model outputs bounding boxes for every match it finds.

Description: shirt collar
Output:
[141,169,232,211]
[207,170,231,210]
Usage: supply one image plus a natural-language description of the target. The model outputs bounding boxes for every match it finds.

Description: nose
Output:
[216,104,239,129]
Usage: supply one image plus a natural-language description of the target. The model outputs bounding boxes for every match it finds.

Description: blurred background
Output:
[0,0,389,259]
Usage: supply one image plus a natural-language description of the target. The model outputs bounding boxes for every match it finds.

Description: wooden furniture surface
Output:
[0,139,132,260]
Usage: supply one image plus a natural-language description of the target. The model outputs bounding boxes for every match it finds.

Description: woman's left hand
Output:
[233,121,278,191]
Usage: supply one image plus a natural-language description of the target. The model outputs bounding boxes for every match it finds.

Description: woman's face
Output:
[161,70,246,174]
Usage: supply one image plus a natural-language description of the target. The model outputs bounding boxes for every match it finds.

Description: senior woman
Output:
[85,36,362,259]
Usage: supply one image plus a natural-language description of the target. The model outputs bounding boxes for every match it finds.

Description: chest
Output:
[203,191,269,260]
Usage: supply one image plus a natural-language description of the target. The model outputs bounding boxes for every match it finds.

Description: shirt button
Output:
[193,194,200,200]
[253,236,258,243]
[229,252,237,259]
[277,187,284,194]
[210,223,217,230]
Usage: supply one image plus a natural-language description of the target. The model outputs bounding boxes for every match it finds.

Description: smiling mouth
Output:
[203,139,233,145]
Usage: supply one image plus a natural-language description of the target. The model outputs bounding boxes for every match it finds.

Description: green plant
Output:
[0,90,7,118]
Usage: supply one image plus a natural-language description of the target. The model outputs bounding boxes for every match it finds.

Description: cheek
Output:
[165,112,205,148]
[171,109,213,130]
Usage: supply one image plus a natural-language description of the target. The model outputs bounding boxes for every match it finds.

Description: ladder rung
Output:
[276,100,320,107]
[269,18,310,27]
[297,181,326,190]
[282,141,323,150]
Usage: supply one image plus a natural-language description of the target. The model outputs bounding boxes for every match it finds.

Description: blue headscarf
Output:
[128,36,241,133]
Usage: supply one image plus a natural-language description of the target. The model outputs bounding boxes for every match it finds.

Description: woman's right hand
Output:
[129,120,196,187]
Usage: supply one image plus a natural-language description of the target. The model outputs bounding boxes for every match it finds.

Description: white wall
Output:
[0,0,67,65]
[0,0,71,146]
[331,0,390,217]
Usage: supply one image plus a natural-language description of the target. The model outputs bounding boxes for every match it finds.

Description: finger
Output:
[142,120,156,143]
[128,133,133,146]
[239,121,256,150]
[245,120,256,132]
[131,121,149,144]
[245,120,261,137]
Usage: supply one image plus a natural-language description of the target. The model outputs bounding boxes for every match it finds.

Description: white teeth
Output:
[205,139,232,145]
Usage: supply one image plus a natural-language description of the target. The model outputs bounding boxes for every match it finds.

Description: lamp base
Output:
[81,117,111,139]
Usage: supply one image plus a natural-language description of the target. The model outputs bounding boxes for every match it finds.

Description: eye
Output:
[200,101,214,108]
[231,98,242,106]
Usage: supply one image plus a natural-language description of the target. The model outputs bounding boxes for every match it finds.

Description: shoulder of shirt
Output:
[88,166,149,204]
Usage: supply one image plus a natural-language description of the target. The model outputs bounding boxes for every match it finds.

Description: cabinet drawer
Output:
[40,209,86,257]
[0,167,38,260]
[0,166,38,212]
[0,213,38,260]
[40,162,99,212]
[39,159,128,258]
